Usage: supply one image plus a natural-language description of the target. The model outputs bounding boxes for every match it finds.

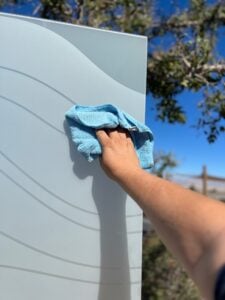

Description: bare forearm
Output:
[96,128,225,299]
[118,168,225,299]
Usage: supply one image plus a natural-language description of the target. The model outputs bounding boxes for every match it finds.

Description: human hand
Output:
[96,128,141,182]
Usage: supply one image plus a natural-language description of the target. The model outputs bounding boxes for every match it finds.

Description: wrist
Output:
[115,166,144,185]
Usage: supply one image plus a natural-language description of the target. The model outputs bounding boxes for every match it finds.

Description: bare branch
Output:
[202,63,225,73]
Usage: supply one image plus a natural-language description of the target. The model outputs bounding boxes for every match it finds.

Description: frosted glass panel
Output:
[0,13,147,300]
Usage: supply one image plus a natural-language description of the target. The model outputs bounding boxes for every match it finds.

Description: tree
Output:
[1,0,225,142]
[151,151,178,178]
[38,0,225,143]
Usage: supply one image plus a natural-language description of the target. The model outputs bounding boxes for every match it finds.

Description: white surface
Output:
[0,13,147,300]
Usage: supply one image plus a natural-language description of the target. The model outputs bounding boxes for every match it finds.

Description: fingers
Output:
[108,127,131,141]
[96,127,134,145]
[96,129,109,146]
[117,128,134,146]
[108,128,119,139]
[125,132,134,145]
[117,127,128,139]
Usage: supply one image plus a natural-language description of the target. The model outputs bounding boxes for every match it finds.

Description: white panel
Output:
[0,13,147,300]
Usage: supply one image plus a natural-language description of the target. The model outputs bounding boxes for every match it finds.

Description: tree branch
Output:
[202,63,225,73]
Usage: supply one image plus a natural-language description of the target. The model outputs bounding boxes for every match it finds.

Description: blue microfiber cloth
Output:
[65,104,154,170]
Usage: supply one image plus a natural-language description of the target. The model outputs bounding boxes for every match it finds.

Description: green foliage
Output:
[40,0,72,21]
[1,0,225,141]
[148,0,225,140]
[198,87,225,142]
[40,0,153,34]
[151,151,178,178]
[142,231,200,300]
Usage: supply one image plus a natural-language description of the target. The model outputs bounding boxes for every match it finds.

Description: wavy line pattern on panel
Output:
[1,16,142,95]
[0,169,102,232]
[0,16,143,295]
[0,95,65,135]
[0,65,75,105]
[0,95,142,218]
[0,66,142,217]
[45,26,144,94]
[31,17,144,94]
[0,265,141,285]
[0,169,141,235]
[0,151,141,218]
[0,149,96,215]
[0,230,141,270]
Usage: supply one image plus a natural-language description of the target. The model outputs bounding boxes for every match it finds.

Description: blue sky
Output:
[1,0,224,177]
[146,91,225,177]
[146,0,225,177]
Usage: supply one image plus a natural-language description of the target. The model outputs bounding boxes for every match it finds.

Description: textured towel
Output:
[65,104,154,170]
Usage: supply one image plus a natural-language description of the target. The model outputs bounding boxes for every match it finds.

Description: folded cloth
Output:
[65,104,154,170]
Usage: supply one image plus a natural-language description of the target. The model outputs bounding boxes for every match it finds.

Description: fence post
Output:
[202,165,207,195]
